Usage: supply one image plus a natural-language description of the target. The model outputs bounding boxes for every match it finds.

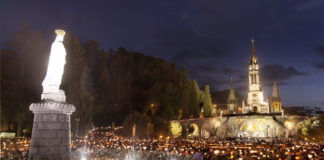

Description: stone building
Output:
[269,80,282,113]
[172,38,305,139]
[243,38,271,113]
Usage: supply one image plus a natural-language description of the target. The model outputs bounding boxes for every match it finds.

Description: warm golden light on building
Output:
[284,121,293,130]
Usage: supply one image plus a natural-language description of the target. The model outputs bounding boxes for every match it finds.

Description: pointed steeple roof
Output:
[272,80,280,97]
[250,37,257,64]
[228,78,236,100]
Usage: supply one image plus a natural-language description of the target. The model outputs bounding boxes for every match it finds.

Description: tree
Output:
[297,114,324,140]
[1,25,47,135]
[1,27,208,137]
[1,49,24,132]
[202,85,213,117]
[122,112,150,137]
[170,121,182,138]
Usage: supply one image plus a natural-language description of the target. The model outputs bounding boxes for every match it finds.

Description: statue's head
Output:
[55,29,65,42]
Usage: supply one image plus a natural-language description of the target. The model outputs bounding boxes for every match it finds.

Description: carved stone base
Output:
[41,90,66,103]
[29,102,75,160]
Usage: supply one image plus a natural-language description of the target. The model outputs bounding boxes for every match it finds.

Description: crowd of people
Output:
[70,127,324,160]
[1,126,324,160]
[0,137,30,160]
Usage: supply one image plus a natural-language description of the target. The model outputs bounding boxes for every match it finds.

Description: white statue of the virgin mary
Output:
[42,29,66,96]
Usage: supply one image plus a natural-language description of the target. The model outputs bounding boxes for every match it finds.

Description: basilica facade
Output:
[228,38,282,115]
[212,38,287,138]
[172,39,305,139]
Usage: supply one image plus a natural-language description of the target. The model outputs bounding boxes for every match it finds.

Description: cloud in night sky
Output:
[295,0,324,11]
[235,64,306,87]
[313,46,324,69]
[176,59,307,90]
[2,0,324,107]
[170,44,232,89]
[187,63,240,90]
[316,46,324,55]
[172,48,227,64]
[194,75,232,91]
[314,63,324,69]
[196,64,238,75]
[261,64,306,83]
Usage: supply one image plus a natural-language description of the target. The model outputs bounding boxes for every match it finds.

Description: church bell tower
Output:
[269,80,282,113]
[243,38,268,113]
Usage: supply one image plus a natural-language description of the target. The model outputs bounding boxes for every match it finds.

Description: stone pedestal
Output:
[28,102,75,160]
[41,90,66,103]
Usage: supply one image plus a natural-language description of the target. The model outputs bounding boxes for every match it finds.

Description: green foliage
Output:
[151,116,169,137]
[193,84,213,117]
[170,121,182,138]
[1,28,210,136]
[61,33,96,135]
[122,112,150,137]
[202,85,213,117]
[0,26,46,135]
[297,114,324,140]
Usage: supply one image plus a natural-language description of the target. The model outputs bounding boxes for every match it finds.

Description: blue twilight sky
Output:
[1,0,324,108]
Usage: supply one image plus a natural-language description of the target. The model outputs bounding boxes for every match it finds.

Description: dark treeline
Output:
[283,106,324,116]
[1,27,214,137]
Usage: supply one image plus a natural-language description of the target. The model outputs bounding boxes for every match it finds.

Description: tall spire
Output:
[272,80,279,97]
[228,78,236,100]
[250,37,257,64]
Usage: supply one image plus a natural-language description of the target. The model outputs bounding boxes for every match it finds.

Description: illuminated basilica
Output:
[228,38,282,115]
[172,39,305,139]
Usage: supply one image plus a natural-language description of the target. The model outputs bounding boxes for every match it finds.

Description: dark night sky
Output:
[1,0,324,108]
